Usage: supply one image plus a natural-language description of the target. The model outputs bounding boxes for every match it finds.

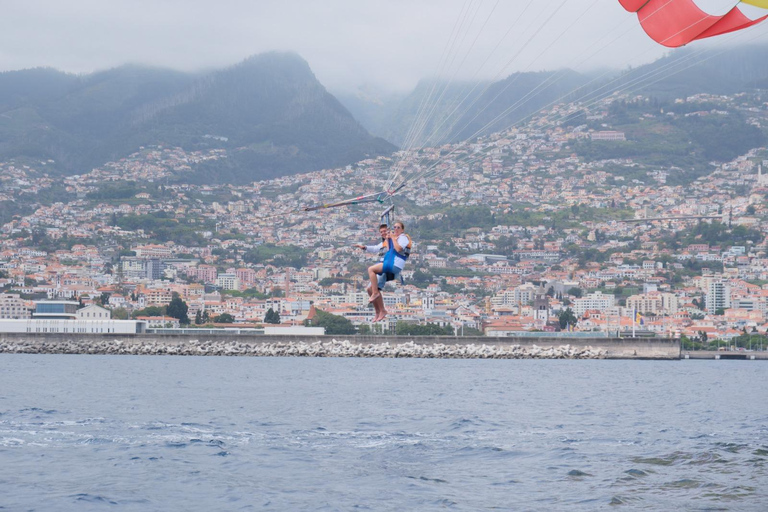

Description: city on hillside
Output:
[1,92,767,348]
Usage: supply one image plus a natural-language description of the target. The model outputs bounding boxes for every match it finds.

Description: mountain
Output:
[623,44,768,99]
[0,53,395,183]
[339,43,768,148]
[335,81,488,148]
[338,71,593,147]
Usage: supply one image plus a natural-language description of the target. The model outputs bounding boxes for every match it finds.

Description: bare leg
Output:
[373,294,387,322]
[367,263,383,302]
[367,284,382,321]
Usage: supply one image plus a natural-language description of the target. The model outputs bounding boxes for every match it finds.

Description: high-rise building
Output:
[705,281,731,314]
[573,291,615,316]
[216,273,240,291]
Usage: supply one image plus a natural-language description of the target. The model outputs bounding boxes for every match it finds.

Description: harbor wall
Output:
[0,333,681,359]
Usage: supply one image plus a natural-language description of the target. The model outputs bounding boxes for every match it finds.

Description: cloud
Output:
[3,0,761,93]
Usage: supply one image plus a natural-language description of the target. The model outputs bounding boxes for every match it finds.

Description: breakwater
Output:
[0,333,680,359]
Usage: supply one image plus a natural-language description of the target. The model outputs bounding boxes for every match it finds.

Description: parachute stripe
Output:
[619,0,767,47]
[693,8,767,42]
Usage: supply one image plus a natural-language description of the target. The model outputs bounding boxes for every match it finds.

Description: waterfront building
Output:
[0,318,146,334]
[0,293,31,319]
[136,316,180,328]
[76,304,111,320]
[33,300,79,320]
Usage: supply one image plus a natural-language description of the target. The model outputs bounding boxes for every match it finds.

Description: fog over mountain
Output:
[336,43,768,148]
[0,52,395,183]
[3,44,768,184]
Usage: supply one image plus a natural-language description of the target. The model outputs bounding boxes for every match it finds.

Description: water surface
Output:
[1,355,766,510]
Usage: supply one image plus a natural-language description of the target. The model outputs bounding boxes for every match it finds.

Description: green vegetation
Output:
[431,268,480,278]
[574,98,767,185]
[166,293,190,324]
[413,205,633,239]
[116,211,209,246]
[213,313,234,323]
[318,277,347,286]
[243,243,308,269]
[86,181,139,200]
[264,308,280,324]
[409,269,435,289]
[111,307,130,320]
[0,55,395,183]
[682,331,768,351]
[194,310,212,325]
[131,306,164,318]
[558,308,577,330]
[658,221,763,251]
[459,326,484,336]
[305,309,355,335]
[227,288,268,299]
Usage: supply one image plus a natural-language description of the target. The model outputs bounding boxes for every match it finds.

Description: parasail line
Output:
[409,26,768,191]
[395,0,766,189]
[301,191,391,212]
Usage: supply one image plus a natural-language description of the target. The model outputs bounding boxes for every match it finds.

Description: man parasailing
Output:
[366,221,412,310]
[354,223,391,322]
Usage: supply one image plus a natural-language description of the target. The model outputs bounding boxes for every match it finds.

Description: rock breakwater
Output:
[0,338,608,359]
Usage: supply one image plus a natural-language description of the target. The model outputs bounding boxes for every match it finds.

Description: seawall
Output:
[0,333,680,359]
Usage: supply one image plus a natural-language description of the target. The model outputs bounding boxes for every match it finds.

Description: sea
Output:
[0,354,766,511]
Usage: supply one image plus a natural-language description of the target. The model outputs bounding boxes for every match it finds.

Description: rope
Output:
[389,4,768,191]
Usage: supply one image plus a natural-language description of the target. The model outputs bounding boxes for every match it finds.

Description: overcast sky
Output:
[2,0,767,93]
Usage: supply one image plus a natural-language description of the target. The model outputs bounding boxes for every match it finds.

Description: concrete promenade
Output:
[0,333,681,359]
[682,350,768,360]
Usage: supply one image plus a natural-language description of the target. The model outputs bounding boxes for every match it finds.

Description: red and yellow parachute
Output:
[619,0,768,47]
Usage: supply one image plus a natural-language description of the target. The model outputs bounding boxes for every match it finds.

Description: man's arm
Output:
[354,242,384,253]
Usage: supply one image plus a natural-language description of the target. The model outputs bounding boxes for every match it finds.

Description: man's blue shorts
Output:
[377,271,397,291]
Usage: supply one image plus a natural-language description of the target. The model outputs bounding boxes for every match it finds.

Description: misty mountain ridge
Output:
[0,53,395,183]
[3,44,768,184]
[337,42,768,147]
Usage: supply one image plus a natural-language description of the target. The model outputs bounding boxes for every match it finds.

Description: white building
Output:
[492,283,537,307]
[705,281,731,314]
[573,291,616,316]
[216,273,241,291]
[0,293,31,319]
[591,131,626,141]
[76,304,112,320]
[0,319,146,334]
[626,292,679,315]
[136,316,180,328]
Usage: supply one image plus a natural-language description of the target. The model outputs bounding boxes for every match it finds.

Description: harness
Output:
[382,234,412,274]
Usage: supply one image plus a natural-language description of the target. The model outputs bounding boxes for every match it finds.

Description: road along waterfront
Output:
[0,333,680,359]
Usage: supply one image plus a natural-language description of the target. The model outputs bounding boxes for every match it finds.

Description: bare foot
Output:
[368,293,380,303]
[377,310,388,322]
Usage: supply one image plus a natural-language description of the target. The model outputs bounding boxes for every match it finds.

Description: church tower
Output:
[758,164,768,186]
[533,287,549,322]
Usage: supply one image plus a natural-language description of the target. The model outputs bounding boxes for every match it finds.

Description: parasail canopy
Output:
[619,0,768,47]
